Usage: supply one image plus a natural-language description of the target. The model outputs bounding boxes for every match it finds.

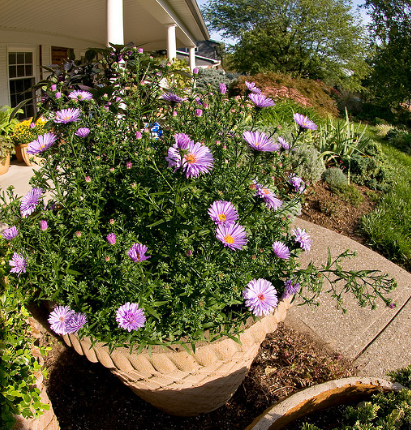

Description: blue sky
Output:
[197,0,371,44]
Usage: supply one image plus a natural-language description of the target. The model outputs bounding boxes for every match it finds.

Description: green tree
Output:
[202,0,369,91]
[364,0,411,106]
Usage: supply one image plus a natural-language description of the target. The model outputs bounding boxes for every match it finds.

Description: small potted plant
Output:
[0,45,396,416]
[0,106,20,175]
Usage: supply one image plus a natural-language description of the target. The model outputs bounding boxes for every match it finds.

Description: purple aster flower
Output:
[50,84,57,91]
[245,81,262,94]
[162,92,186,103]
[9,252,26,276]
[219,83,227,94]
[69,90,93,101]
[138,47,144,54]
[255,183,283,210]
[116,302,146,332]
[48,306,75,335]
[293,113,317,130]
[75,127,90,138]
[27,133,58,155]
[54,108,81,124]
[278,137,290,150]
[288,174,306,193]
[20,188,43,217]
[195,109,203,117]
[55,92,62,99]
[65,312,88,333]
[216,222,248,251]
[292,227,312,251]
[282,279,301,300]
[40,220,48,231]
[196,97,202,105]
[208,201,239,225]
[249,93,275,108]
[174,133,191,150]
[243,131,280,152]
[243,278,278,317]
[128,243,151,262]
[2,226,18,240]
[107,233,116,245]
[193,68,199,74]
[167,141,214,179]
[272,241,290,259]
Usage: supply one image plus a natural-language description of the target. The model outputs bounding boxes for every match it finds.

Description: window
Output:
[8,50,36,119]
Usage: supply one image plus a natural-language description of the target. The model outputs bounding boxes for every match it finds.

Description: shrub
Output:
[323,167,348,189]
[231,72,339,118]
[375,123,395,139]
[387,128,411,154]
[288,143,325,184]
[196,68,235,92]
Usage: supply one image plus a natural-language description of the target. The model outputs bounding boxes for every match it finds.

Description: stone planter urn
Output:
[62,296,293,417]
[246,376,405,430]
[15,144,42,166]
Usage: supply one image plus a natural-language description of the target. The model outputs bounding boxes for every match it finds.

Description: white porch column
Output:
[107,0,124,46]
[167,24,177,61]
[189,46,196,71]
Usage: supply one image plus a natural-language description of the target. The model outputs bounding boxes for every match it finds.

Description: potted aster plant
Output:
[0,45,396,416]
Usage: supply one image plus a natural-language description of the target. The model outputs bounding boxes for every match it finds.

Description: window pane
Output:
[25,65,32,76]
[8,52,16,65]
[9,65,16,79]
[17,65,25,77]
[17,52,24,64]
[25,52,33,64]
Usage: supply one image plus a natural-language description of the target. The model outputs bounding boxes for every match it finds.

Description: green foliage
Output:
[361,144,411,269]
[323,167,348,189]
[389,365,411,389]
[0,46,397,352]
[0,106,21,160]
[386,128,411,154]
[202,0,369,90]
[0,248,49,429]
[288,143,325,184]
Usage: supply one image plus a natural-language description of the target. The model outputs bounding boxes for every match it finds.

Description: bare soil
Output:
[36,180,377,430]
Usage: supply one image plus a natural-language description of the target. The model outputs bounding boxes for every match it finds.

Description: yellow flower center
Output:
[224,235,235,244]
[258,293,266,301]
[218,213,227,222]
[263,188,270,195]
[185,153,197,164]
[65,116,71,122]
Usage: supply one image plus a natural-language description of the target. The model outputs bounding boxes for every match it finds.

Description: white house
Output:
[0,0,209,118]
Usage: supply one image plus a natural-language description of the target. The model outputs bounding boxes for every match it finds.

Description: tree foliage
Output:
[364,0,411,106]
[202,0,369,90]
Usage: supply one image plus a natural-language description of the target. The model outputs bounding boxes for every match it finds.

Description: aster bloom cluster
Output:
[0,45,395,351]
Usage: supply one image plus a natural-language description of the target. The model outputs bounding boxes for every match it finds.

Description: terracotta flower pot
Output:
[15,144,42,166]
[246,376,405,430]
[0,152,10,175]
[62,296,293,417]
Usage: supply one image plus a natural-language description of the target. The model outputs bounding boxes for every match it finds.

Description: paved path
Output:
[2,163,410,378]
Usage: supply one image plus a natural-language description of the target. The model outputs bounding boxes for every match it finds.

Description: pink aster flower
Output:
[208,201,239,225]
[54,108,81,124]
[293,113,317,130]
[128,243,151,262]
[116,302,146,332]
[249,93,275,108]
[243,278,278,317]
[55,92,62,99]
[138,47,144,54]
[195,109,203,117]
[243,131,280,152]
[40,220,48,231]
[255,183,283,210]
[245,81,262,94]
[136,131,142,139]
[2,226,18,240]
[20,188,43,217]
[292,227,312,251]
[216,222,248,251]
[106,233,116,245]
[48,306,75,335]
[219,83,227,94]
[27,133,58,155]
[272,241,290,259]
[193,68,199,74]
[68,90,93,101]
[9,252,26,277]
[75,127,90,138]
[50,84,57,91]
[278,137,290,150]
[174,133,191,150]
